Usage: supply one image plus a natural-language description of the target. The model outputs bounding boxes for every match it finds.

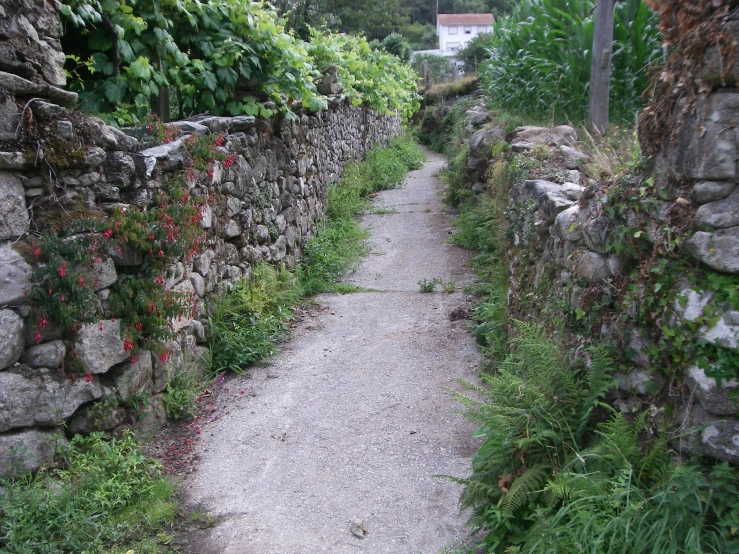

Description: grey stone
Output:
[138,139,188,175]
[190,320,207,343]
[271,235,287,261]
[511,125,577,147]
[224,220,241,238]
[255,224,270,244]
[133,395,168,438]
[686,226,739,273]
[694,188,739,229]
[89,257,117,290]
[0,98,20,142]
[67,404,126,435]
[0,243,33,306]
[576,251,611,282]
[539,190,575,223]
[20,340,65,369]
[151,342,182,394]
[30,100,64,119]
[109,351,153,402]
[24,187,43,198]
[0,152,31,170]
[78,172,101,187]
[0,71,77,105]
[73,320,129,374]
[226,195,242,217]
[0,369,103,432]
[0,310,24,370]
[104,151,136,187]
[200,204,213,229]
[552,204,581,241]
[692,181,736,204]
[560,144,588,161]
[171,121,209,136]
[581,213,610,254]
[680,404,739,464]
[106,243,143,267]
[469,126,505,157]
[55,120,74,141]
[686,365,739,416]
[193,249,216,276]
[465,110,489,126]
[662,93,739,181]
[0,429,67,477]
[189,273,205,297]
[560,182,584,201]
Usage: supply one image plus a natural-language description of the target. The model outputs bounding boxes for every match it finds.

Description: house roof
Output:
[437,13,495,25]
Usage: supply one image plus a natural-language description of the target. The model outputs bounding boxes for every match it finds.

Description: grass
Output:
[0,432,177,554]
[209,133,425,374]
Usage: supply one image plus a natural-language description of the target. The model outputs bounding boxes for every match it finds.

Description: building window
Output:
[447,26,458,35]
[464,26,472,34]
[447,42,460,51]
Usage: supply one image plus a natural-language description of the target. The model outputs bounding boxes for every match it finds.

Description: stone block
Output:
[0,97,20,142]
[193,248,216,276]
[89,257,117,291]
[104,151,136,187]
[686,226,739,273]
[511,125,577,147]
[73,319,129,374]
[138,139,188,175]
[686,365,739,416]
[0,368,103,432]
[576,251,611,282]
[552,204,581,241]
[20,340,65,369]
[694,188,739,229]
[0,309,24,370]
[133,395,167,438]
[109,351,153,403]
[679,404,739,464]
[692,181,736,204]
[0,171,29,239]
[189,273,205,297]
[67,404,126,435]
[0,429,67,477]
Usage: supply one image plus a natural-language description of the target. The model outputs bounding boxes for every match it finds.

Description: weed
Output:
[0,432,176,553]
[418,278,437,293]
[440,277,457,293]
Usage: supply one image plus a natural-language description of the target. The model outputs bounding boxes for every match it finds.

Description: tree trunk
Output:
[588,0,616,135]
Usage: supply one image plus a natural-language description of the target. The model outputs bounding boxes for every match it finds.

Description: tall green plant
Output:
[480,0,661,123]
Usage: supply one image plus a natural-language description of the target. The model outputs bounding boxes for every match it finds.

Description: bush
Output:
[399,22,439,50]
[455,32,493,74]
[373,33,413,62]
[481,0,662,123]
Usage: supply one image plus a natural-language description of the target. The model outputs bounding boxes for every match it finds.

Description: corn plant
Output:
[480,0,661,124]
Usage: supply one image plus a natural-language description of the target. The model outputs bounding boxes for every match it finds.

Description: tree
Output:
[375,33,414,61]
[456,32,493,73]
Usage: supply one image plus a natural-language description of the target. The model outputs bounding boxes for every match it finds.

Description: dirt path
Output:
[184,149,480,554]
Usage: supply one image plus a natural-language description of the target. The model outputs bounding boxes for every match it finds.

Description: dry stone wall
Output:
[454,93,739,466]
[0,4,401,476]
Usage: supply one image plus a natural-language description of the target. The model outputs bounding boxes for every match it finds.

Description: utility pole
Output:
[588,0,617,135]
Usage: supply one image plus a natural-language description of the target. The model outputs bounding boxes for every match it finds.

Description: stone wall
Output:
[0,7,401,475]
[453,92,739,466]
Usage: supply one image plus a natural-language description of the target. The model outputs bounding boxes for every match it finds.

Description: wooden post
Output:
[423,59,432,89]
[451,63,459,82]
[588,0,617,135]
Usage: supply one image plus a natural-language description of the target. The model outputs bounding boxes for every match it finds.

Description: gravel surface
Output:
[183,149,481,553]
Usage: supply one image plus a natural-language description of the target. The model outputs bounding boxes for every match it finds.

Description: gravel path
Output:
[183,149,480,554]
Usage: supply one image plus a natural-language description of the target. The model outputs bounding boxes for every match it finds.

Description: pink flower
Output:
[123,338,135,351]
[34,331,42,344]
[84,373,93,383]
[57,263,67,278]
[158,352,170,363]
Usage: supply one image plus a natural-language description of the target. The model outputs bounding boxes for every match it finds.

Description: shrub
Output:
[412,53,455,84]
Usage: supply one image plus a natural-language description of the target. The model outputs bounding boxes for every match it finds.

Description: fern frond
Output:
[500,462,551,514]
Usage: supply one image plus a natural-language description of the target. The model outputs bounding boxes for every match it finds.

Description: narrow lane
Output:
[185,149,480,554]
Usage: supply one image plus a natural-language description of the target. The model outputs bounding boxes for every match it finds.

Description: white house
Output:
[436,13,495,57]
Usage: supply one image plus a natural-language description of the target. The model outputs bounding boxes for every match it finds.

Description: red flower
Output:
[38,317,48,329]
[33,247,41,259]
[84,372,93,383]
[34,331,42,344]
[123,338,135,351]
[135,322,143,331]
[102,228,113,240]
[57,263,67,278]
[158,352,170,363]
[130,355,138,364]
